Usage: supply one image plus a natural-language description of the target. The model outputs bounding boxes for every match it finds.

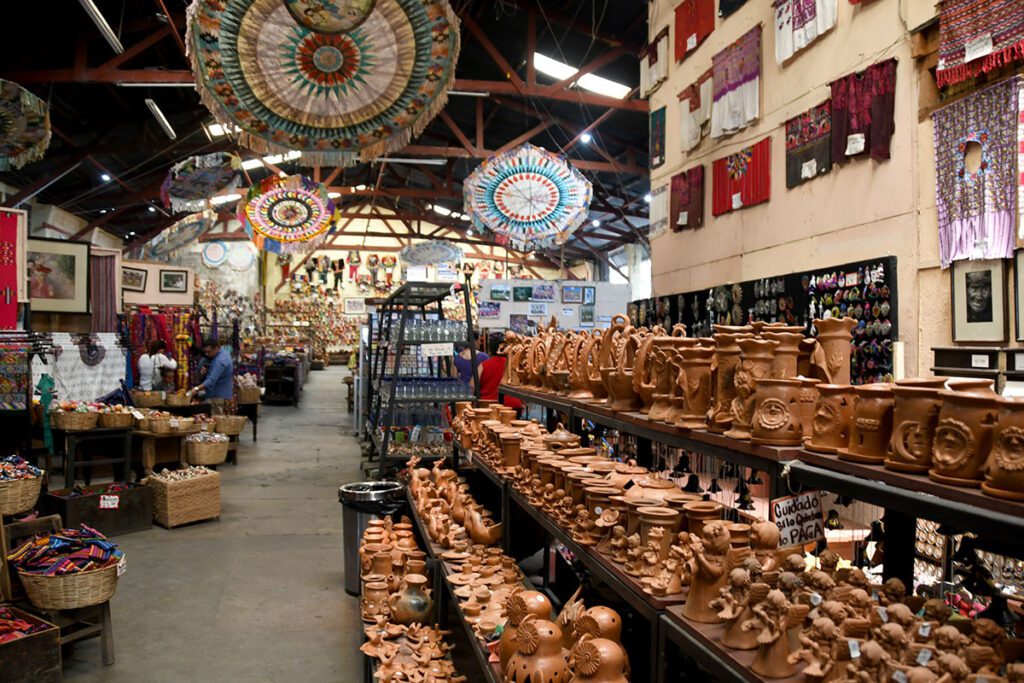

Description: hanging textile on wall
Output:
[651,107,667,168]
[648,184,670,239]
[0,210,23,330]
[933,76,1021,267]
[89,254,118,332]
[670,166,704,231]
[830,58,897,164]
[719,0,748,19]
[31,333,126,403]
[640,28,670,98]
[0,344,29,409]
[773,0,837,64]
[679,69,713,152]
[675,0,715,62]
[712,137,771,216]
[936,0,1024,89]
[711,25,761,139]
[785,100,832,188]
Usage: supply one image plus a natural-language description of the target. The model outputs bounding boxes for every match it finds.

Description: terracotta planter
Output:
[709,332,749,433]
[500,434,523,469]
[982,397,1024,500]
[682,500,724,536]
[622,497,661,536]
[570,637,629,683]
[567,472,604,505]
[674,346,715,430]
[750,378,804,447]
[838,384,895,464]
[662,491,701,515]
[388,573,432,625]
[886,382,945,473]
[725,522,751,549]
[762,331,804,379]
[928,379,998,487]
[725,338,779,440]
[604,461,650,489]
[500,591,553,670]
[806,384,855,453]
[584,486,622,517]
[638,506,681,560]
[813,317,857,384]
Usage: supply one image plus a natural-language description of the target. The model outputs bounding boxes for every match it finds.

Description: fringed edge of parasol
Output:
[0,91,51,171]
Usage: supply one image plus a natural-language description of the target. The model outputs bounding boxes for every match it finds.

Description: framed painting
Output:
[159,269,189,293]
[490,285,511,301]
[122,266,148,292]
[531,284,555,302]
[562,285,583,303]
[951,258,1007,343]
[478,301,501,319]
[528,302,548,316]
[583,286,596,305]
[513,286,532,302]
[344,298,367,315]
[26,237,90,313]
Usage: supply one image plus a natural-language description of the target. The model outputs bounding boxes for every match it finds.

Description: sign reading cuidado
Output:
[770,491,825,547]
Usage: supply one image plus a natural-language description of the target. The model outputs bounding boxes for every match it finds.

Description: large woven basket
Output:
[236,386,261,404]
[98,412,134,429]
[19,562,120,610]
[147,471,221,528]
[0,475,42,516]
[147,417,173,435]
[131,390,163,408]
[165,393,191,407]
[214,415,248,436]
[50,411,99,432]
[186,441,229,466]
[173,417,195,432]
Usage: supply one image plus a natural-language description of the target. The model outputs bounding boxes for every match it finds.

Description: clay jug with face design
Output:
[930,379,999,487]
[885,379,947,473]
[982,396,1024,500]
[806,384,854,453]
[750,378,804,446]
[838,383,895,464]
[724,338,778,440]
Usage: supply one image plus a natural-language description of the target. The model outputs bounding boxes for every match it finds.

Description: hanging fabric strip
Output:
[0,212,20,330]
[670,166,705,231]
[773,0,837,64]
[830,58,897,163]
[785,100,833,188]
[712,137,772,216]
[678,69,714,152]
[675,0,716,62]
[936,0,1024,88]
[649,185,670,238]
[711,25,762,139]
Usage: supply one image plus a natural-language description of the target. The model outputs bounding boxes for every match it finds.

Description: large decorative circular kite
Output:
[201,240,229,268]
[463,143,593,252]
[147,210,215,258]
[237,174,336,253]
[0,79,50,171]
[400,240,463,266]
[161,152,240,213]
[284,0,377,34]
[187,0,460,166]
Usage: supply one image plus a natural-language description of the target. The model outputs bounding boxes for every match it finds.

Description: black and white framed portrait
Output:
[1014,251,1024,341]
[951,258,1007,343]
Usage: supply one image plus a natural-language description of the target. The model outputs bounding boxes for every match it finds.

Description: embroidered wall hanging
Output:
[670,166,705,231]
[830,57,896,163]
[712,137,771,216]
[641,28,670,98]
[933,76,1021,267]
[785,100,832,188]
[679,69,713,153]
[675,0,715,62]
[0,211,21,329]
[711,25,761,139]
[936,0,1024,88]
[649,184,670,238]
[773,0,837,64]
[651,107,667,168]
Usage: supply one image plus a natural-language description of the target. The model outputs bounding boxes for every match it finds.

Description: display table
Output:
[53,427,133,486]
[133,428,201,475]
[236,402,259,441]
[163,403,212,417]
[264,363,302,405]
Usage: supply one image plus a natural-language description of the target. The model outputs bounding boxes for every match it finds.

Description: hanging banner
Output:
[0,210,23,329]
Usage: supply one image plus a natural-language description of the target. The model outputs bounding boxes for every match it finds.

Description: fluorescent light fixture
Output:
[460,214,470,222]
[380,157,446,166]
[129,231,136,236]
[147,206,156,213]
[117,82,195,88]
[465,229,473,236]
[240,150,302,170]
[99,209,107,214]
[100,173,111,182]
[580,133,592,143]
[205,122,241,137]
[328,192,341,199]
[355,184,368,191]
[145,99,176,140]
[591,219,601,227]
[448,90,490,98]
[210,193,242,206]
[77,0,124,54]
[432,205,453,217]
[644,193,652,203]
[533,52,632,100]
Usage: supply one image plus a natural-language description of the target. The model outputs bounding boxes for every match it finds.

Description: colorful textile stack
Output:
[7,525,122,576]
[711,25,762,139]
[830,58,897,163]
[679,69,713,152]
[149,465,214,481]
[0,454,41,480]
[670,166,705,231]
[785,100,833,188]
[675,0,715,61]
[0,606,48,644]
[712,137,772,216]
[933,76,1021,267]
[936,0,1024,88]
[773,0,837,64]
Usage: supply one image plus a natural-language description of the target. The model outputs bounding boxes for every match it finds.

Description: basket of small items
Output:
[97,404,134,429]
[130,389,163,408]
[235,373,261,404]
[143,411,174,435]
[0,455,44,516]
[49,402,100,432]
[7,525,124,611]
[145,466,221,528]
[164,391,191,408]
[193,414,216,433]
[185,432,230,466]
[214,414,248,436]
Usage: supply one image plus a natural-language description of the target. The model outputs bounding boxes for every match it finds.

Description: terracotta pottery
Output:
[388,573,432,625]
[813,317,858,384]
[931,379,999,487]
[584,486,622,518]
[604,460,650,489]
[674,346,715,430]
[366,550,393,579]
[567,472,604,505]
[500,434,523,469]
[637,506,681,560]
[405,559,427,577]
[886,381,946,473]
[682,521,732,623]
[647,345,678,421]
[361,580,390,621]
[622,476,678,503]
[725,338,779,440]
[762,331,804,379]
[682,500,724,536]
[797,338,818,379]
[837,383,895,464]
[661,491,701,516]
[725,522,751,549]
[982,397,1024,500]
[504,617,571,683]
[570,637,629,683]
[750,378,804,447]
[797,378,820,437]
[360,542,390,575]
[709,332,749,433]
[806,384,855,453]
[582,330,608,400]
[621,497,661,536]
[575,606,624,644]
[543,423,581,452]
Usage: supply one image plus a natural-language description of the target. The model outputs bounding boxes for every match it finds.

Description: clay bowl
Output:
[662,491,701,515]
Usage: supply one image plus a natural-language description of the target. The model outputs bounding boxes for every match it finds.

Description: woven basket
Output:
[147,417,173,435]
[147,471,221,528]
[98,412,134,429]
[214,415,248,436]
[19,562,120,610]
[131,391,163,408]
[173,417,195,432]
[165,393,190,407]
[50,411,99,432]
[0,475,42,516]
[186,441,229,466]
[236,386,261,404]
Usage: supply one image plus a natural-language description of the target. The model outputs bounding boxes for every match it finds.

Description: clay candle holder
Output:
[812,316,858,384]
[709,332,749,433]
[762,331,804,379]
[725,338,779,440]
[837,383,895,464]
[806,384,855,453]
[682,499,724,536]
[674,346,715,430]
[885,379,947,473]
[982,396,1024,500]
[750,378,804,447]
[930,379,999,487]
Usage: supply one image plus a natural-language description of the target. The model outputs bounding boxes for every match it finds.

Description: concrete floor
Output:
[63,366,366,683]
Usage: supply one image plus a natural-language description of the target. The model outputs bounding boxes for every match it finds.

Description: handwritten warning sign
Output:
[770,491,825,546]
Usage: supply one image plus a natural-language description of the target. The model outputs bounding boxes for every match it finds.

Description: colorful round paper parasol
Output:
[0,79,51,171]
[147,211,215,258]
[237,174,336,253]
[187,0,459,166]
[201,241,229,267]
[399,240,463,266]
[161,152,241,213]
[284,0,377,34]
[463,143,593,252]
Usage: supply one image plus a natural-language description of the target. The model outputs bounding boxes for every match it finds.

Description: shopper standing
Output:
[192,339,234,415]
[317,255,329,284]
[137,340,178,391]
[452,335,488,391]
[332,258,344,290]
[478,335,522,410]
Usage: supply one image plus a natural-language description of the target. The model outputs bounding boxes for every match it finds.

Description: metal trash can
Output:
[339,481,404,596]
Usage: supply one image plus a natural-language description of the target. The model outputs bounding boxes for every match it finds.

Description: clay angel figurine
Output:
[749,520,781,573]
[640,535,665,577]
[970,618,1006,674]
[711,567,751,624]
[681,521,732,623]
[743,588,810,678]
[789,616,842,681]
[623,534,644,576]
[721,579,768,651]
[873,622,910,664]
[608,526,629,564]
[668,539,694,588]
[839,641,896,683]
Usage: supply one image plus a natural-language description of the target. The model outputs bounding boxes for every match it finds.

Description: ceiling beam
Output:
[1,157,86,208]
[398,146,645,175]
[459,14,527,94]
[452,79,646,112]
[494,118,556,154]
[438,110,479,156]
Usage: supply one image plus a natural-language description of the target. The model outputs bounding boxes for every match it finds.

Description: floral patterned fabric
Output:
[830,58,896,163]
[785,100,832,188]
[712,137,771,216]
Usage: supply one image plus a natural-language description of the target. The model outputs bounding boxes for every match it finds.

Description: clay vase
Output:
[725,338,779,440]
[750,378,804,447]
[682,500,724,536]
[806,384,855,453]
[570,637,629,683]
[796,378,820,437]
[982,397,1024,500]
[674,346,715,430]
[638,506,681,560]
[838,383,895,464]
[500,590,553,670]
[367,550,393,579]
[500,434,523,469]
[361,580,390,621]
[622,497,661,536]
[813,317,858,384]
[387,573,432,625]
[762,331,804,379]
[504,617,571,683]
[709,332,749,433]
[931,379,999,487]
[886,381,946,473]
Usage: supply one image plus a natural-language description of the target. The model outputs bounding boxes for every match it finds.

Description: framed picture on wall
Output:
[479,301,501,319]
[159,269,189,293]
[580,305,595,326]
[583,286,596,305]
[951,258,1007,343]
[26,237,90,313]
[562,285,583,303]
[1015,251,1024,341]
[531,284,555,301]
[344,298,367,315]
[528,302,548,316]
[490,285,511,301]
[513,286,532,302]
[122,267,147,292]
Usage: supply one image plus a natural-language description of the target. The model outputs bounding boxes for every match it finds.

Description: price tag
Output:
[686,34,697,51]
[169,418,180,429]
[410,425,422,443]
[876,606,888,622]
[810,592,822,606]
[731,193,743,210]
[677,211,688,225]
[131,410,144,420]
[421,342,454,358]
[964,33,993,62]
[971,354,990,369]
[916,648,932,666]
[845,133,866,156]
[594,506,603,515]
[99,495,120,510]
[892,672,907,683]
[117,555,127,577]
[160,391,167,401]
[918,622,931,638]
[848,640,860,659]
[801,159,817,179]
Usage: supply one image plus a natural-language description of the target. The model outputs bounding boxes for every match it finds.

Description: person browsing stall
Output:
[191,339,234,415]
[137,340,178,391]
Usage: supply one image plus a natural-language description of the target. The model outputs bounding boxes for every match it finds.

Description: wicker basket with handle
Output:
[185,441,229,466]
[50,411,99,432]
[98,412,134,429]
[214,415,248,436]
[147,471,221,528]
[0,476,42,516]
[19,562,121,610]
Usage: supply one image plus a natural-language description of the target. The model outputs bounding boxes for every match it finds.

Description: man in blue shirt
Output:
[192,339,234,415]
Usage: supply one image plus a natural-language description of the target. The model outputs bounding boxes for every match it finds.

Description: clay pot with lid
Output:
[604,460,649,489]
[981,397,1024,500]
[886,378,947,473]
[500,590,554,670]
[725,338,779,440]
[837,384,895,464]
[750,378,804,447]
[662,491,701,516]
[623,476,679,503]
[570,636,629,683]
[543,423,581,452]
[504,616,571,683]
[682,500,724,536]
[674,346,715,430]
[806,384,855,453]
[638,506,681,560]
[709,331,750,433]
[762,331,804,379]
[931,379,999,486]
[813,317,858,384]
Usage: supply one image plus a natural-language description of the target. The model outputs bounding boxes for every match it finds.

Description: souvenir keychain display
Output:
[750,277,797,326]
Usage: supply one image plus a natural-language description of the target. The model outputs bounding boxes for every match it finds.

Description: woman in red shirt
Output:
[478,334,522,410]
